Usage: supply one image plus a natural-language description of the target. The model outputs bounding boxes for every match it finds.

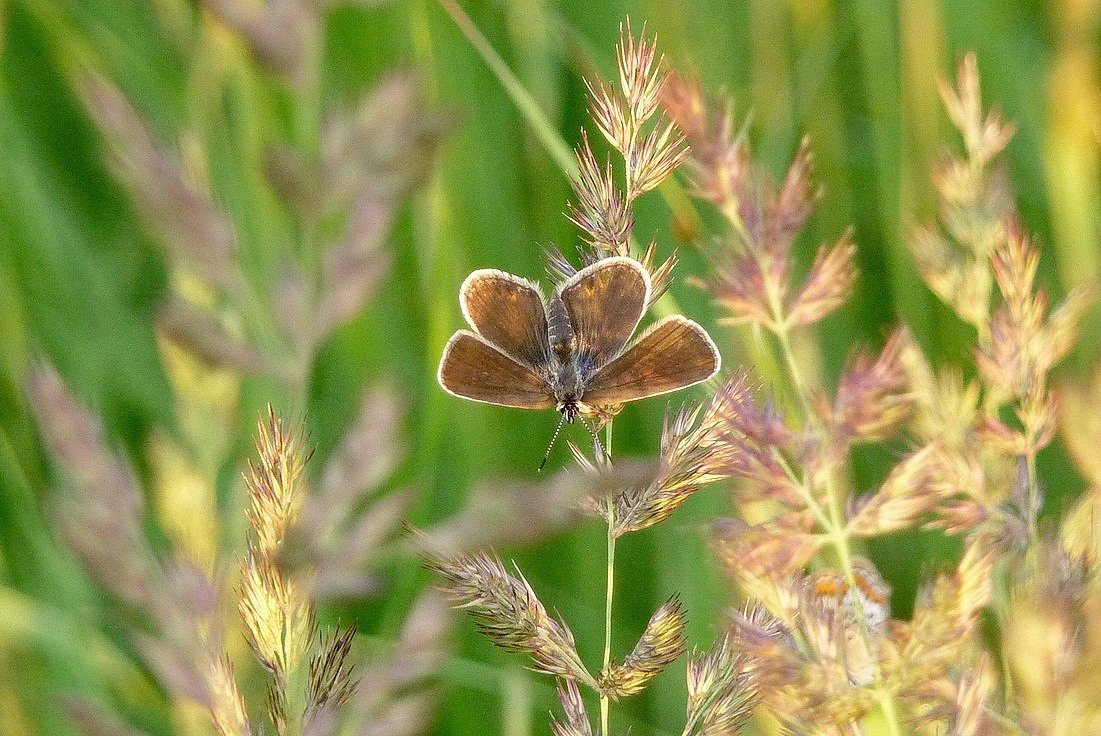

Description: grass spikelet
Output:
[79,73,236,288]
[714,514,826,582]
[824,328,915,445]
[237,410,320,733]
[599,595,686,699]
[238,551,313,675]
[589,21,688,202]
[846,444,942,536]
[425,550,596,688]
[29,364,256,730]
[788,229,859,327]
[683,632,758,736]
[568,130,633,254]
[707,375,804,506]
[950,653,999,736]
[550,680,593,736]
[937,54,1015,168]
[28,365,158,607]
[235,408,386,734]
[913,53,1015,333]
[612,403,735,535]
[567,21,684,292]
[209,657,253,736]
[307,626,359,720]
[1000,542,1101,733]
[245,408,310,558]
[661,70,750,222]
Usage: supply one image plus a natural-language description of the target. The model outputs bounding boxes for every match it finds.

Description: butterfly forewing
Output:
[582,316,721,405]
[438,331,557,409]
[559,257,651,368]
[460,270,551,368]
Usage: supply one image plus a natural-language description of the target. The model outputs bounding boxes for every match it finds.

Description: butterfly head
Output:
[555,398,588,423]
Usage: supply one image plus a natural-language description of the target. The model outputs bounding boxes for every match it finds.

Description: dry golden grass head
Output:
[238,411,316,687]
[209,656,254,736]
[1002,541,1101,733]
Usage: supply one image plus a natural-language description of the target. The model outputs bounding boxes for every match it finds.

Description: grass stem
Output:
[764,282,907,736]
[1025,447,1040,547]
[437,0,576,175]
[601,499,615,736]
[600,419,615,736]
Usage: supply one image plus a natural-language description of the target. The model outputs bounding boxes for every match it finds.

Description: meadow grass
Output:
[2,1,1100,735]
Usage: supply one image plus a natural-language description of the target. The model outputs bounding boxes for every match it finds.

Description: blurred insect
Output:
[438,256,720,466]
[806,560,891,686]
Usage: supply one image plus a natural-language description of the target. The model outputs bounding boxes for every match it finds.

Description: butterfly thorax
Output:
[547,290,592,421]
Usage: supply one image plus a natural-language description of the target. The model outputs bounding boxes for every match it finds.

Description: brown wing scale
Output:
[460,270,551,368]
[438,330,556,409]
[581,316,720,406]
[558,257,650,369]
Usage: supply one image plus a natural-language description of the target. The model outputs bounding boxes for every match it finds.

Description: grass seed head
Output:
[684,631,759,736]
[550,680,593,736]
[425,550,596,688]
[599,595,687,699]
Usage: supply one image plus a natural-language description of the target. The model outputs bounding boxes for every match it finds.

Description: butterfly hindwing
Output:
[460,269,551,368]
[582,316,721,406]
[558,257,650,369]
[438,330,557,409]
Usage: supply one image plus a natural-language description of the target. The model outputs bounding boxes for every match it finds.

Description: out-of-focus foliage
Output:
[2,1,1100,735]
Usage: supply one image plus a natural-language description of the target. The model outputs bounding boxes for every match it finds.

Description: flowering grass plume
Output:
[422,14,1101,736]
[598,595,687,699]
[30,368,445,735]
[424,548,596,686]
[653,45,1098,736]
[28,365,251,734]
[236,409,451,736]
[83,51,448,392]
[610,394,738,536]
[38,5,454,732]
[548,21,685,305]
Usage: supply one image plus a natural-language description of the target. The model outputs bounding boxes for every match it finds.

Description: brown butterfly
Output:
[437,256,720,425]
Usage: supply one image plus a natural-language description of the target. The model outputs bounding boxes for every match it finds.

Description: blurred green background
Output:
[1,0,1099,734]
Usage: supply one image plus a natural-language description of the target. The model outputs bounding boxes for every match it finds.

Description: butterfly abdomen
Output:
[547,291,574,356]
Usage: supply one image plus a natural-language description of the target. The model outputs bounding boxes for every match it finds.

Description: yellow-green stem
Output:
[282,659,308,736]
[1025,447,1040,548]
[876,687,904,736]
[600,420,614,736]
[601,500,615,736]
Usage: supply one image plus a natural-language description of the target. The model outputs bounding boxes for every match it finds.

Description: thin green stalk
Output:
[437,0,576,175]
[600,504,615,735]
[282,663,307,736]
[774,323,859,581]
[502,668,533,736]
[600,419,615,736]
[876,688,905,736]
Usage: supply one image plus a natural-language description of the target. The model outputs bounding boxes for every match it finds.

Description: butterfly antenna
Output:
[584,419,608,466]
[538,414,568,472]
